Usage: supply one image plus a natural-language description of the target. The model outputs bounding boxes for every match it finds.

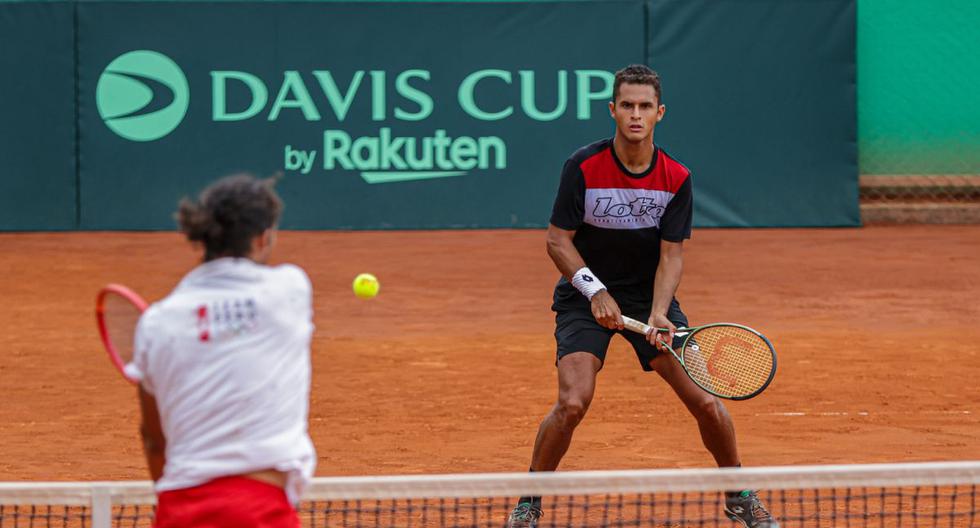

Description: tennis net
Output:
[1,461,977,527]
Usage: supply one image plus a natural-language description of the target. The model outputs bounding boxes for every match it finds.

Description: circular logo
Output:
[96,50,189,142]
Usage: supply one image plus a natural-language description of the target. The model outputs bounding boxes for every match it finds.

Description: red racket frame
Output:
[96,284,148,384]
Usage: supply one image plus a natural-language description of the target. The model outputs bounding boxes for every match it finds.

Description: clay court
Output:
[2,225,978,484]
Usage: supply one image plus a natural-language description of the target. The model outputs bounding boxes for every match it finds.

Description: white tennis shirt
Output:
[130,258,316,503]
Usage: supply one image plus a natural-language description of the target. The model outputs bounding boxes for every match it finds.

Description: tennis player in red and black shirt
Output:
[506,65,778,528]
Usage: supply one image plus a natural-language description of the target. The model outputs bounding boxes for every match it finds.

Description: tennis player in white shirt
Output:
[131,174,315,528]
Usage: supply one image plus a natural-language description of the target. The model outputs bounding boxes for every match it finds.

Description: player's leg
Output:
[530,351,602,471]
[625,301,779,527]
[625,300,739,466]
[648,351,739,466]
[508,352,601,528]
[649,348,779,527]
[507,310,611,528]
[652,361,777,526]
[530,308,611,471]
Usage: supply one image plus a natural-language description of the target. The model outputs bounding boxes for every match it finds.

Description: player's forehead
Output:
[616,82,658,104]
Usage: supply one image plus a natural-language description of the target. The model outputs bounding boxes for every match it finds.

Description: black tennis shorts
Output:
[554,299,689,372]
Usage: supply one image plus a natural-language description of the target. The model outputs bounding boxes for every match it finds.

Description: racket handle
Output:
[623,316,687,364]
[622,316,654,335]
[621,316,692,337]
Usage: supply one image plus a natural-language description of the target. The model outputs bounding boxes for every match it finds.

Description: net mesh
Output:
[860,175,980,225]
[1,463,977,527]
[298,488,979,527]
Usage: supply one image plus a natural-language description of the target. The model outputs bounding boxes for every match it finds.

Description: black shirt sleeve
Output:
[549,158,586,230]
[660,174,693,242]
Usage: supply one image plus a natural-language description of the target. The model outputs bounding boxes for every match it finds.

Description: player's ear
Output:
[608,100,616,118]
[657,104,666,122]
[251,228,277,263]
[263,227,278,253]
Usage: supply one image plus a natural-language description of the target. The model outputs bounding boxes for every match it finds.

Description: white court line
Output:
[756,410,972,417]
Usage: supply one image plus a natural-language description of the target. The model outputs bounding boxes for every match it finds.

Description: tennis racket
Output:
[622,316,777,400]
[95,284,148,384]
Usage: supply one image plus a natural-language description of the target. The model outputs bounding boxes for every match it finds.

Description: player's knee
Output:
[693,396,726,422]
[554,398,589,430]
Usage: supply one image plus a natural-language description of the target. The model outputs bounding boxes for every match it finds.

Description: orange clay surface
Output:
[1,226,978,481]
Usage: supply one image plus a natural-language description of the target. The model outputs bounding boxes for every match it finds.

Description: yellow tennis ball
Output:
[352,273,380,299]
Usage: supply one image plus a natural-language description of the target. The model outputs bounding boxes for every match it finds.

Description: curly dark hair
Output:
[176,174,283,261]
[613,64,662,104]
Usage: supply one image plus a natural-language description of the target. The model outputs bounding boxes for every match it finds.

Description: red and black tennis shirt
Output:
[550,138,693,312]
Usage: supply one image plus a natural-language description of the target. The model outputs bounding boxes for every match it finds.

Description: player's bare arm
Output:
[138,385,166,482]
[546,224,623,330]
[648,239,683,349]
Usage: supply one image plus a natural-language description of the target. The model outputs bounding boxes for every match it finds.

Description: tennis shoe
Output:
[506,502,543,528]
[724,490,779,528]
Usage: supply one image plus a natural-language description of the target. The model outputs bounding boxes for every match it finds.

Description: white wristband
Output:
[571,267,607,301]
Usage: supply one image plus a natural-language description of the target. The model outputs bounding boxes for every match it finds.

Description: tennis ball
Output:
[352,273,380,299]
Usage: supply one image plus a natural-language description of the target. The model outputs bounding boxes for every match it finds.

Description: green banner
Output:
[649,0,858,227]
[0,2,76,230]
[77,1,644,229]
[0,0,858,230]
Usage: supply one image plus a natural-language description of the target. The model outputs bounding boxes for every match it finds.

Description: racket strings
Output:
[682,326,774,398]
[101,292,142,364]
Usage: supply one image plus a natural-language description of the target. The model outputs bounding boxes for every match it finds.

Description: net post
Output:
[91,485,112,528]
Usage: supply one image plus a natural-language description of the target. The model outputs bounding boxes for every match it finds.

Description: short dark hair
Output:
[613,64,662,104]
[176,174,283,261]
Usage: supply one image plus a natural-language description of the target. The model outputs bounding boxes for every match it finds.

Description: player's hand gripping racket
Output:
[96,284,148,384]
[622,316,777,400]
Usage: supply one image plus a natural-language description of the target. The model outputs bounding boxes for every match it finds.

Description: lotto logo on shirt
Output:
[584,189,674,230]
[195,298,258,342]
